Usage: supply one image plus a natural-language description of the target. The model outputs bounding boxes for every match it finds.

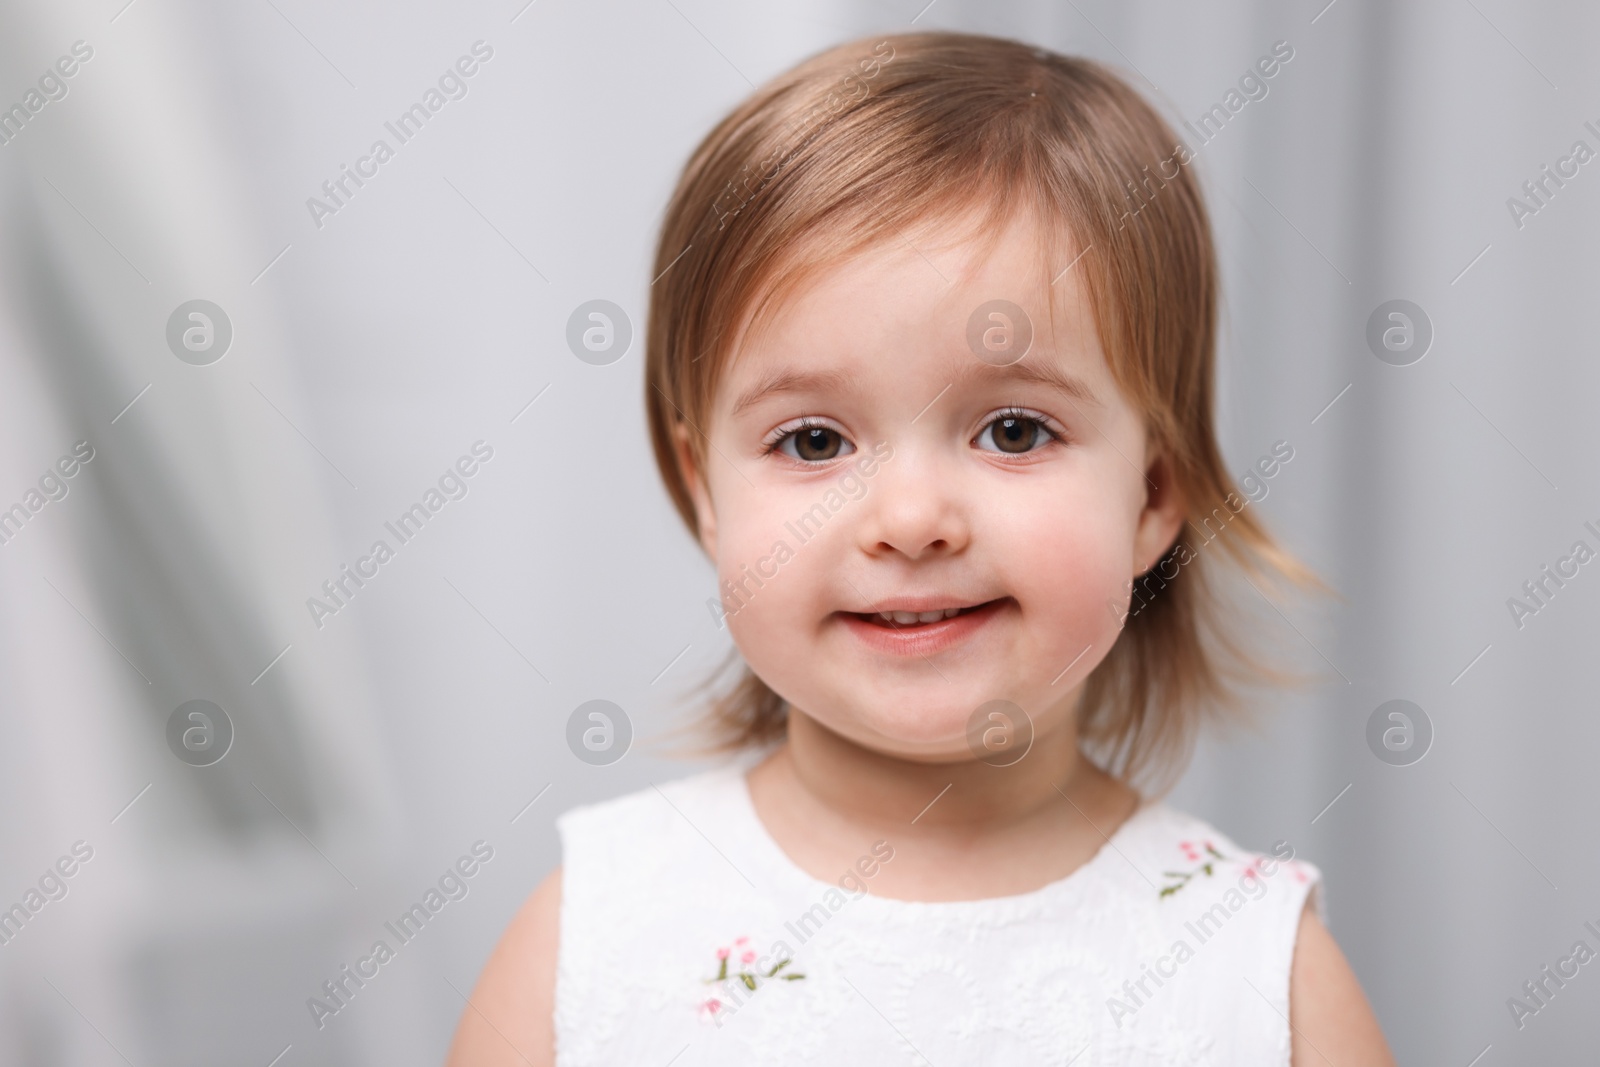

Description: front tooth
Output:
[916,610,945,623]
[891,611,921,625]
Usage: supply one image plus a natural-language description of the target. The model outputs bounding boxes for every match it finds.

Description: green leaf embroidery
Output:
[705,945,807,997]
[1159,845,1230,899]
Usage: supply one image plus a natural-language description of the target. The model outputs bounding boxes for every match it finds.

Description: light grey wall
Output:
[0,0,1594,1063]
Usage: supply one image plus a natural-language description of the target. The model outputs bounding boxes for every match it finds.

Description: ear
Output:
[673,422,718,558]
[1131,446,1188,575]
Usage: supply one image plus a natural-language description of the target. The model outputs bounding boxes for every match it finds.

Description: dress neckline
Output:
[722,764,1160,914]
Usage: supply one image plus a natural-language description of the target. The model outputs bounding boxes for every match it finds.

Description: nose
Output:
[854,445,971,561]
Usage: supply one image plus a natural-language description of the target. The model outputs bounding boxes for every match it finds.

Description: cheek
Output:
[997,474,1139,651]
[713,485,837,644]
[1024,511,1131,594]
[721,539,841,719]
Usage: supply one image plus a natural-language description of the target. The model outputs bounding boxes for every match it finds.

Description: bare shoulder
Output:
[445,866,562,1067]
[1289,900,1395,1066]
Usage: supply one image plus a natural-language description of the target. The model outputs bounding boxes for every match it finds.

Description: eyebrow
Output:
[731,368,854,417]
[728,356,1101,417]
[968,358,1101,406]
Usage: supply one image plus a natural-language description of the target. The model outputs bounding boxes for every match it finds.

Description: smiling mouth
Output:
[850,599,1007,628]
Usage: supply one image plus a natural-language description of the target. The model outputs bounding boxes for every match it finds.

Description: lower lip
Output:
[838,599,1008,657]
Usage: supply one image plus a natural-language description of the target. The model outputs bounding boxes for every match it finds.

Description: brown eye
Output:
[980,415,1045,454]
[779,425,849,462]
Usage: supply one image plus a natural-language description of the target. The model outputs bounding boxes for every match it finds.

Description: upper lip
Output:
[847,595,999,614]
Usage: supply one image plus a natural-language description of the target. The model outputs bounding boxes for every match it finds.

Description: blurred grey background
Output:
[0,0,1596,1063]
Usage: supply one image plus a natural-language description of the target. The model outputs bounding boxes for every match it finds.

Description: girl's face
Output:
[681,209,1188,762]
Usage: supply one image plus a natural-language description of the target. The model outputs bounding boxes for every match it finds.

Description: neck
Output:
[770,688,1118,833]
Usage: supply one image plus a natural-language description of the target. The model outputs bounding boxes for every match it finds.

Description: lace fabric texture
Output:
[554,766,1322,1066]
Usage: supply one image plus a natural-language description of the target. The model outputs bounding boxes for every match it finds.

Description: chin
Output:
[819,700,977,759]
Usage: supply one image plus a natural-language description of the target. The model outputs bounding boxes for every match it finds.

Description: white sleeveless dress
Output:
[554,765,1323,1066]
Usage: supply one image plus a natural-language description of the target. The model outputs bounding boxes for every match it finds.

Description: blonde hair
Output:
[644,31,1322,790]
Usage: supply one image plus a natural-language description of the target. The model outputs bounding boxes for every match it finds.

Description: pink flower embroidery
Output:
[700,937,806,1020]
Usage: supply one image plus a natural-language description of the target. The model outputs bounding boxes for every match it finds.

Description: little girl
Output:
[449,31,1393,1066]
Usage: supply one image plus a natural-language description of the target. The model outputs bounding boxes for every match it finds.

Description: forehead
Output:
[715,206,1107,405]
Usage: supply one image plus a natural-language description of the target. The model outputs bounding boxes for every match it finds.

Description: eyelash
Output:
[980,406,1065,453]
[761,419,864,463]
[761,417,843,459]
[761,408,1065,462]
